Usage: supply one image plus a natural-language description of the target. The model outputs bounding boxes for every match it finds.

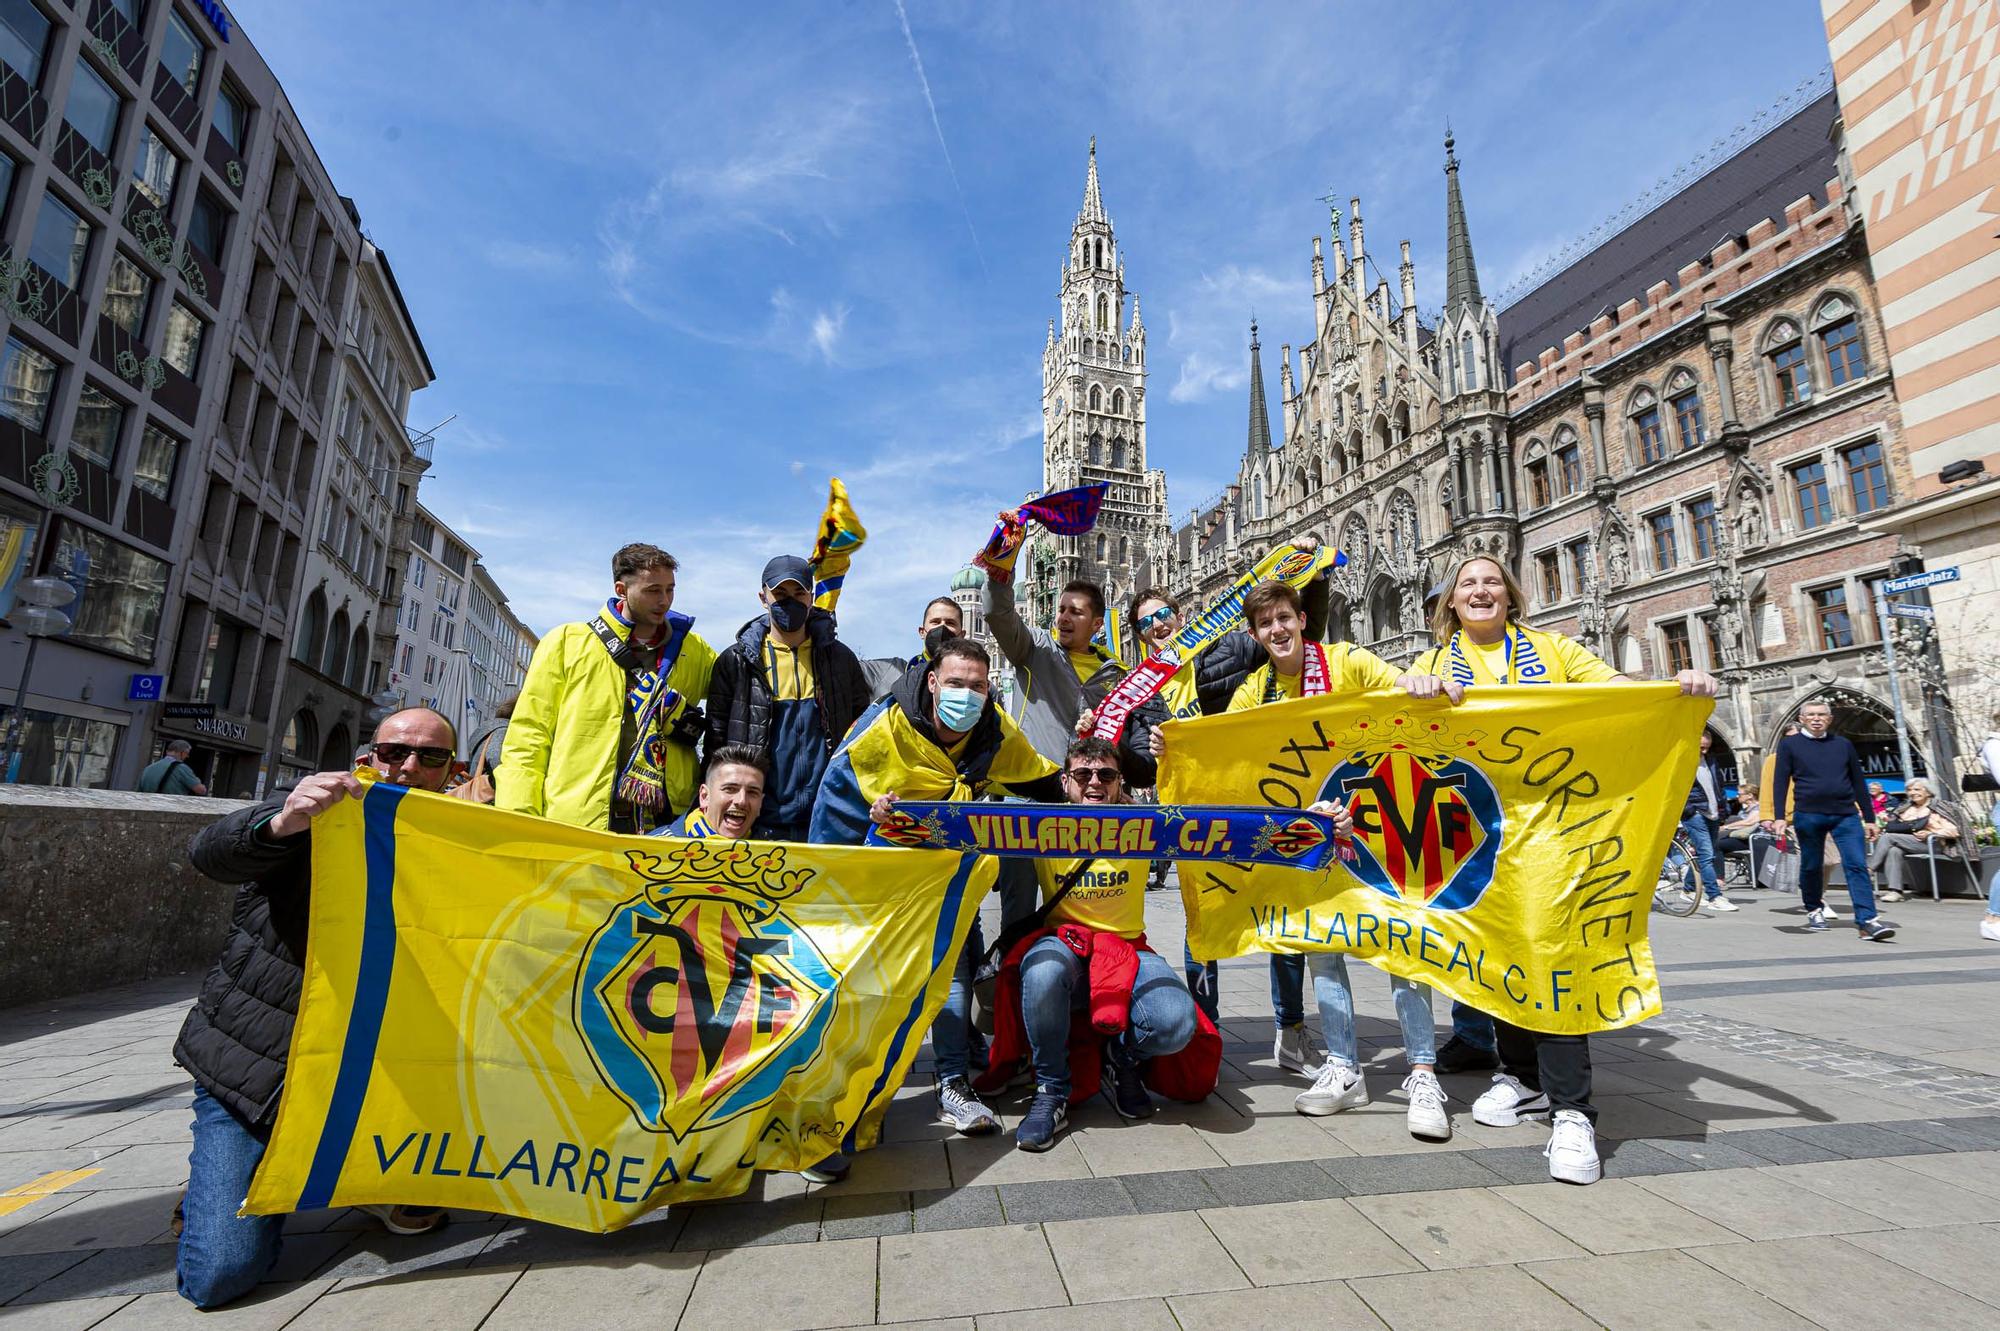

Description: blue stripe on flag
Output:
[296,783,407,1211]
[845,852,978,1153]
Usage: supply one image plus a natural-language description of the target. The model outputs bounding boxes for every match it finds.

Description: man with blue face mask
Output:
[812,637,1066,1135]
[706,555,871,840]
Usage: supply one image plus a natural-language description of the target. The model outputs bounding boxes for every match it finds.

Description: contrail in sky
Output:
[892,0,990,278]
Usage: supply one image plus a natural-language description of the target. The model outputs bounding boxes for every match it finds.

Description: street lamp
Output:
[3,575,77,782]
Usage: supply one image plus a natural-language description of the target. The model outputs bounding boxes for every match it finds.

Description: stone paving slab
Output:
[6,891,2000,1325]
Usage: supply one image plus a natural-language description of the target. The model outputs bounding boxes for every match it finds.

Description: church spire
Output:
[1443,129,1484,317]
[1246,320,1272,455]
[1080,136,1105,224]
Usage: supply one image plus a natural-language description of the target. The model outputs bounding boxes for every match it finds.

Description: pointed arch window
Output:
[1110,388,1124,416]
[1252,473,1265,519]
[1553,429,1583,497]
[1460,332,1478,392]
[1095,293,1110,330]
[1813,294,1866,387]
[1087,432,1101,463]
[1523,441,1551,509]
[1764,319,1811,409]
[1667,369,1705,450]
[1088,384,1102,411]
[1628,387,1665,465]
[1110,437,1125,470]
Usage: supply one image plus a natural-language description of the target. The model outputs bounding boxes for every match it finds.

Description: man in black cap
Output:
[705,555,871,840]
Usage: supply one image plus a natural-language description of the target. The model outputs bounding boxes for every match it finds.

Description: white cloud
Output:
[810,305,848,363]
[1160,264,1295,404]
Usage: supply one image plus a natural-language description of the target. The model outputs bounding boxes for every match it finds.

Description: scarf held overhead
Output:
[244,781,995,1229]
[809,478,867,612]
[1091,543,1344,742]
[973,482,1110,578]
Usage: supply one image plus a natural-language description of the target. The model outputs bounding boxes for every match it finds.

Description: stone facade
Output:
[1021,140,1170,632]
[1151,96,1942,791]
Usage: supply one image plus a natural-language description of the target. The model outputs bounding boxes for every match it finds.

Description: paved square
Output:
[7,888,2000,1326]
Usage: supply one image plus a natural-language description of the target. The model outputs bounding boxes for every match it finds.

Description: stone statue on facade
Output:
[1605,528,1631,587]
[1737,491,1767,549]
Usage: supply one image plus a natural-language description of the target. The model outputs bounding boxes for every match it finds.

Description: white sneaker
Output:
[1273,1023,1319,1076]
[1980,916,2000,942]
[1704,897,1740,913]
[1403,1068,1451,1141]
[1472,1073,1552,1127]
[1822,902,1844,919]
[1295,1060,1369,1116]
[1545,1109,1601,1185]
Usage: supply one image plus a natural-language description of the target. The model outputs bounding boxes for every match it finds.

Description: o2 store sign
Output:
[196,0,231,41]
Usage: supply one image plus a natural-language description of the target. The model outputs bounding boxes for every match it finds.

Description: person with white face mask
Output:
[811,637,1066,1137]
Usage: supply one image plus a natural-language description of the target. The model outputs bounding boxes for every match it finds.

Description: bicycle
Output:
[1650,828,1706,917]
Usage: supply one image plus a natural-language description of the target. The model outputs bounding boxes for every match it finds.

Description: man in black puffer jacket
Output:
[704,555,870,840]
[172,708,458,1309]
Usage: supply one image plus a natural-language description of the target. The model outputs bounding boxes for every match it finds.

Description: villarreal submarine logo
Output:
[575,843,835,1139]
[1323,715,1503,912]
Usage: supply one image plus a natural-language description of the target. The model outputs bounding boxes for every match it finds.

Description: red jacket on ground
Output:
[972,923,1221,1105]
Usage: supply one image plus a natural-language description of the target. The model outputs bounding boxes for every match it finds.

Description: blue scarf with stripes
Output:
[1445,626,1550,686]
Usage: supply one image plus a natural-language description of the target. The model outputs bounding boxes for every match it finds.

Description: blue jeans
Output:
[1182,942,1219,1024]
[1794,809,1879,926]
[1269,954,1305,1029]
[930,916,984,1081]
[178,1085,283,1309]
[1676,813,1723,899]
[1308,953,1436,1069]
[1020,936,1197,1097]
[1449,1001,1495,1053]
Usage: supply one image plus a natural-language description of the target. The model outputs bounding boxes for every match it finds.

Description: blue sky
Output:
[233,0,1834,658]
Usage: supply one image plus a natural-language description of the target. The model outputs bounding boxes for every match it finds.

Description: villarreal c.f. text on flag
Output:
[1161,685,1711,1035]
[243,782,992,1230]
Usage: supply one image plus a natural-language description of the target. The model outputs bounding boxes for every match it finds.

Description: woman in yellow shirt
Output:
[1403,553,1717,1185]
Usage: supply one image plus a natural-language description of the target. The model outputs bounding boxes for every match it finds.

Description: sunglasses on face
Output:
[372,743,454,768]
[1134,605,1176,630]
[1065,765,1121,785]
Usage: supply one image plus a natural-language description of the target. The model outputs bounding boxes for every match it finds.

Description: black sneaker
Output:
[1434,1034,1499,1074]
[1101,1039,1156,1121]
[1858,918,1898,942]
[1016,1088,1068,1152]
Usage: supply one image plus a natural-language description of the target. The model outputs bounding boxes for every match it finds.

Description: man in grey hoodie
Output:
[984,574,1125,765]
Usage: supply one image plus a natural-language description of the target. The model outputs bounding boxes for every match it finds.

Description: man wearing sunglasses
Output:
[172,709,459,1309]
[976,736,1202,1151]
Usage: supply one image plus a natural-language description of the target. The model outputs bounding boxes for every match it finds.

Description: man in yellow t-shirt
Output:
[1225,581,1402,710]
[1015,737,1198,1152]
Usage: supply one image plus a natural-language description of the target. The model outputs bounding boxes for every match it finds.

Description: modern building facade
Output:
[1821,0,2000,761]
[1149,88,1940,790]
[463,557,533,752]
[386,500,481,750]
[0,0,434,795]
[1019,140,1169,632]
[268,233,435,787]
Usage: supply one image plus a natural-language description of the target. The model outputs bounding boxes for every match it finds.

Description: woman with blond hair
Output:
[1400,552,1717,1184]
[1868,779,1957,903]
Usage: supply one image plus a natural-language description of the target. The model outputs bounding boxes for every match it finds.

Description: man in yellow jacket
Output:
[498,543,717,832]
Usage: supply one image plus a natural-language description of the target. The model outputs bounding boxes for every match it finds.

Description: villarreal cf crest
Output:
[575,842,837,1140]
[1325,715,1504,912]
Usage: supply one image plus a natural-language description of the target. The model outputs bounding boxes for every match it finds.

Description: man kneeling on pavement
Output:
[173,709,459,1310]
[962,737,1223,1151]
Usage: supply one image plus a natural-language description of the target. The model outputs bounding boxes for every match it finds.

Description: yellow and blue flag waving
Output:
[809,478,867,612]
[244,782,992,1230]
[1161,685,1710,1035]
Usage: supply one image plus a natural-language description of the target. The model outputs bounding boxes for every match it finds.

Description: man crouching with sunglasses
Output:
[975,737,1212,1153]
[171,709,459,1309]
